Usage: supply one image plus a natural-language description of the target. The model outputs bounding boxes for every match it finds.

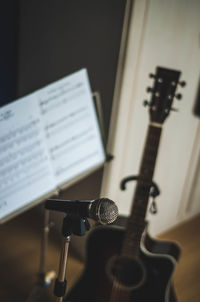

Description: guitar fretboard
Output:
[121,124,162,258]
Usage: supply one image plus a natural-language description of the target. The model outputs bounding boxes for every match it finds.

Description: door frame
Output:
[101,0,200,231]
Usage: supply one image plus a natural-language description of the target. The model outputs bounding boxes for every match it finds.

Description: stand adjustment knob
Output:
[146,87,153,93]
[175,93,182,100]
[179,81,186,87]
[143,100,150,107]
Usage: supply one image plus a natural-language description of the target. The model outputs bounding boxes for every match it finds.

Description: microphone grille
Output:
[92,198,118,224]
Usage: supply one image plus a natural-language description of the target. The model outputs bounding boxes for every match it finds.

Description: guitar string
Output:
[110,278,129,302]
[110,279,120,301]
[109,127,162,301]
[112,281,129,302]
[110,278,119,301]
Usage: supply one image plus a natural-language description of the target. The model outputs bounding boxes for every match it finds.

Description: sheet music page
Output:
[37,69,105,186]
[0,94,56,221]
[0,69,105,222]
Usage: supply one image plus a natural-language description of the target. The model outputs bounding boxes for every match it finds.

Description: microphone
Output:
[45,198,118,224]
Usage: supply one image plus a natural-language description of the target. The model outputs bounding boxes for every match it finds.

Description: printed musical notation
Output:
[49,127,95,160]
[55,150,99,177]
[0,120,40,153]
[39,82,86,115]
[44,106,89,138]
[0,94,56,221]
[0,116,53,200]
[0,109,14,122]
[0,69,105,222]
[39,69,105,185]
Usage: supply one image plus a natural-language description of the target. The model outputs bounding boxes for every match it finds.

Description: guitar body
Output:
[66,225,180,302]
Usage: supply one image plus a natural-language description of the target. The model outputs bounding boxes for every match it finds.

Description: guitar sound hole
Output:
[108,256,145,289]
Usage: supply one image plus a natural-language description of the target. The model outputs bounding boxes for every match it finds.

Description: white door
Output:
[101,0,200,235]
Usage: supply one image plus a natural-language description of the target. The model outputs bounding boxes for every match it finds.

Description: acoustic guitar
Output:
[65,67,185,302]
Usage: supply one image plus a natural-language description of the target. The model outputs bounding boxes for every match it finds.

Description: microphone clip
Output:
[62,214,91,237]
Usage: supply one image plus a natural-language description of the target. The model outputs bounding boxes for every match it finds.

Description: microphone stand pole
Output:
[55,236,70,302]
[52,214,90,302]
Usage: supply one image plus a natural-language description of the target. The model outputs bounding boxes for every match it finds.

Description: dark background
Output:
[0,1,18,105]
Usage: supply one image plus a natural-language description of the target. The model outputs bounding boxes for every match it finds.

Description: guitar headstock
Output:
[144,67,186,124]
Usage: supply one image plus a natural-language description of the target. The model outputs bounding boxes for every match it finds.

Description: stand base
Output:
[26,271,56,302]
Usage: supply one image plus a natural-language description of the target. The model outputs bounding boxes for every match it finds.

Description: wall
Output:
[101,0,200,235]
[17,0,126,202]
[0,1,18,107]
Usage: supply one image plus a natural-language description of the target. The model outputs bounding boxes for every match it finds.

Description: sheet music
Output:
[0,94,56,221]
[38,69,105,186]
[0,69,105,222]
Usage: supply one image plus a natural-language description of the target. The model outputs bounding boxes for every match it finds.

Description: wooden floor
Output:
[0,207,199,302]
[159,214,200,302]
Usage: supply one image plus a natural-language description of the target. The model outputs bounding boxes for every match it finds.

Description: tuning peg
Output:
[146,87,153,93]
[179,81,186,87]
[171,107,179,112]
[149,73,156,79]
[175,93,182,100]
[143,100,150,107]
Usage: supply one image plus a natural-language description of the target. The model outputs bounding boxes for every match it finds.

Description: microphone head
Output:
[89,198,118,224]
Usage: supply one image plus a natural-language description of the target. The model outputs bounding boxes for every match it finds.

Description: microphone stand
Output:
[44,197,118,301]
[55,235,70,302]
[53,214,90,302]
[25,207,56,302]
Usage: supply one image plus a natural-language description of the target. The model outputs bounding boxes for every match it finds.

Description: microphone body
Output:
[45,198,118,225]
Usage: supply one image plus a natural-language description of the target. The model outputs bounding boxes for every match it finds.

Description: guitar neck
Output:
[120,66,183,258]
[121,124,162,258]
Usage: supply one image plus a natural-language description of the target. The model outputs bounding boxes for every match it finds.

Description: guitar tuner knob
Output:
[146,87,153,93]
[175,93,182,100]
[179,81,186,87]
[171,107,179,112]
[149,73,156,79]
[143,100,150,107]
